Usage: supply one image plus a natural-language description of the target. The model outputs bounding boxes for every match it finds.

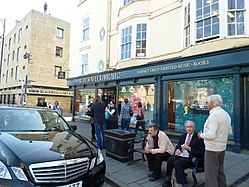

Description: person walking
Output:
[198,94,232,187]
[91,95,106,150]
[120,98,132,131]
[135,101,146,134]
[86,98,96,142]
[144,124,175,181]
[53,100,62,115]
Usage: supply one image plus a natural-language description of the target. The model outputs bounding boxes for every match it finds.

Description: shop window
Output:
[168,77,234,140]
[77,89,95,117]
[118,84,155,127]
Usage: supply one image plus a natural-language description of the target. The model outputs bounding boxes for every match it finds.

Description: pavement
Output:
[67,119,249,187]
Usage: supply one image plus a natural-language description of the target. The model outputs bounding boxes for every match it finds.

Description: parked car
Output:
[0,106,106,187]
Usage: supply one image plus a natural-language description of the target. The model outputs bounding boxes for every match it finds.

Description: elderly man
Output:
[162,120,205,187]
[198,94,232,187]
[144,124,175,181]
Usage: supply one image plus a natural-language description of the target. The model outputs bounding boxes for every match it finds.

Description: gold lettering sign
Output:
[137,60,210,74]
[80,72,121,83]
[28,89,72,96]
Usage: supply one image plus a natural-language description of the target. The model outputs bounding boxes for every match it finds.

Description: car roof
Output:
[0,105,52,112]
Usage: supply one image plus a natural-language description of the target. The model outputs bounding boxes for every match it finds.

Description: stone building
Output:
[0,10,72,112]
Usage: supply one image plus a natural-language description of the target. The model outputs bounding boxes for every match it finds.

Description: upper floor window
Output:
[54,66,62,77]
[136,23,147,57]
[12,50,15,61]
[82,17,89,41]
[227,0,245,36]
[56,27,64,38]
[81,53,89,75]
[123,0,133,6]
[16,47,20,61]
[8,38,12,50]
[13,34,16,44]
[55,46,63,57]
[184,3,191,47]
[6,70,9,82]
[7,54,10,65]
[18,28,22,42]
[121,26,132,60]
[196,0,219,41]
[15,66,19,80]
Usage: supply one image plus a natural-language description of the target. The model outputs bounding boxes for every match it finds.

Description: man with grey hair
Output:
[198,94,232,187]
[162,120,205,187]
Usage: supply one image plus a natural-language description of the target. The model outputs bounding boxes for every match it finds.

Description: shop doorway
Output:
[98,87,116,107]
[243,75,249,150]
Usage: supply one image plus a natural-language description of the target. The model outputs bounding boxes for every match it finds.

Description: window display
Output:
[77,89,95,117]
[168,77,234,140]
[119,84,155,127]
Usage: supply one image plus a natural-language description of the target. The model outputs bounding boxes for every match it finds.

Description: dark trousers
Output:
[166,155,192,184]
[91,122,95,137]
[205,150,226,187]
[146,152,172,178]
[135,121,146,134]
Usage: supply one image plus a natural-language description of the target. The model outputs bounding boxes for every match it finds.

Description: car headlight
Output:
[89,148,104,170]
[11,167,28,181]
[0,161,12,180]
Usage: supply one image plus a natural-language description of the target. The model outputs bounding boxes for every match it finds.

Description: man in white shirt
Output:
[198,94,232,187]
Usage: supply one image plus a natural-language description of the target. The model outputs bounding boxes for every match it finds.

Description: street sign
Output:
[58,71,66,79]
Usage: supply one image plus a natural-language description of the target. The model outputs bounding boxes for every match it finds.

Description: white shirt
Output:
[200,107,232,151]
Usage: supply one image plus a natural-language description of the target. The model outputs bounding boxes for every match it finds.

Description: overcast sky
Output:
[0,0,76,34]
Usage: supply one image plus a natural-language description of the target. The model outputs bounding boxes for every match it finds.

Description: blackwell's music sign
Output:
[80,72,121,83]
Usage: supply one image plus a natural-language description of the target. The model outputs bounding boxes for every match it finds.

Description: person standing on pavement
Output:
[120,98,132,131]
[86,98,96,142]
[53,100,62,115]
[106,100,119,129]
[91,95,106,150]
[198,94,232,187]
[144,124,175,181]
[135,102,146,134]
[162,120,205,187]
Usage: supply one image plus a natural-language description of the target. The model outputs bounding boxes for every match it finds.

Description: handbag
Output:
[129,107,134,117]
[105,111,110,120]
[85,110,93,117]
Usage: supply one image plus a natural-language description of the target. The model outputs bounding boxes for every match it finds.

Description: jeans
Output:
[121,118,131,131]
[94,122,106,149]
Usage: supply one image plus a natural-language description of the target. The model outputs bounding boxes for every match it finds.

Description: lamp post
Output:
[0,18,6,83]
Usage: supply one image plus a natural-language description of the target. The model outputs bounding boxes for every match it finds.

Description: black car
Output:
[0,106,106,187]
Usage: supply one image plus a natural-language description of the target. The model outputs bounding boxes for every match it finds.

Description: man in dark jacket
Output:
[162,120,205,187]
[91,95,106,150]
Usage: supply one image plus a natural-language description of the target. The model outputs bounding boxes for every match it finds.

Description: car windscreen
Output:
[0,108,70,131]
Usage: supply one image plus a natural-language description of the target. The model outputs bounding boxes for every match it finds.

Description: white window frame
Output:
[82,16,89,41]
[54,66,62,77]
[183,3,191,47]
[16,47,20,61]
[18,28,22,42]
[119,20,149,61]
[81,53,89,75]
[56,27,64,38]
[227,0,246,36]
[135,23,147,58]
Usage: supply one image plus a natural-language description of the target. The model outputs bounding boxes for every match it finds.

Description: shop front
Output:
[67,46,249,153]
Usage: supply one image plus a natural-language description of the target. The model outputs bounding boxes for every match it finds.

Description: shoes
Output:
[149,176,158,181]
[148,171,154,177]
[91,136,96,142]
[162,176,171,187]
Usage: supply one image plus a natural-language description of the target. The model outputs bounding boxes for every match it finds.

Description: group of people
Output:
[143,94,232,187]
[85,94,232,187]
[36,100,63,115]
